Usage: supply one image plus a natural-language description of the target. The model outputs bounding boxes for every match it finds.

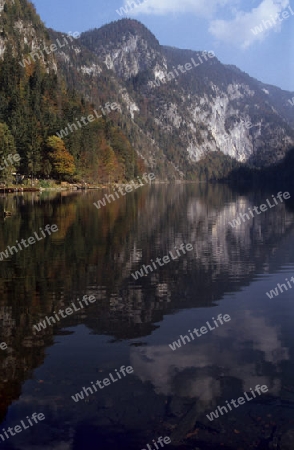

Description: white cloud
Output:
[130,309,288,408]
[125,0,239,18]
[125,0,291,49]
[208,0,290,48]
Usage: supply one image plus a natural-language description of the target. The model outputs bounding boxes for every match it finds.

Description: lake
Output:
[0,184,294,449]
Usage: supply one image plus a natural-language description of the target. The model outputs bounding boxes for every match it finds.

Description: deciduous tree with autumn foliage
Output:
[46,136,76,180]
[0,2,145,184]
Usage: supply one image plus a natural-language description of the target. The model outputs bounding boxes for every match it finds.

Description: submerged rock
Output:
[280,429,294,450]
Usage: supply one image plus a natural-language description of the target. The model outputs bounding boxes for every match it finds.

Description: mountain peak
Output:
[80,18,162,78]
[82,19,159,49]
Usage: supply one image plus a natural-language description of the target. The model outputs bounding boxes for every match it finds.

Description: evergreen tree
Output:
[0,122,18,183]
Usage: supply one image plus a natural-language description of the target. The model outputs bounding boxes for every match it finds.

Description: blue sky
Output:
[32,0,294,92]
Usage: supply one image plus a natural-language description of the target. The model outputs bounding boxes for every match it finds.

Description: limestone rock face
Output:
[77,19,294,172]
[1,3,294,178]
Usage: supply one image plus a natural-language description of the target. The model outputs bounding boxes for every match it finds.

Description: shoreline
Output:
[0,180,212,193]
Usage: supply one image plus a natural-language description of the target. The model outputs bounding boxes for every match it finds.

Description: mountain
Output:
[1,1,294,182]
[79,20,294,174]
[0,0,144,183]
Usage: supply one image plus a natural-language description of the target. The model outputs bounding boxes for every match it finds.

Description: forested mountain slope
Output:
[1,1,294,182]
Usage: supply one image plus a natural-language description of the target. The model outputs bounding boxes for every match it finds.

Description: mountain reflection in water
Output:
[0,185,293,449]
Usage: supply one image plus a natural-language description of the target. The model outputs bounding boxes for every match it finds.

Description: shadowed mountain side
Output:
[225,146,294,192]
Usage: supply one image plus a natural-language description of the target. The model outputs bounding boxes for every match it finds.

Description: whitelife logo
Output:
[19,32,80,68]
[116,0,146,17]
[0,224,58,261]
[33,295,96,332]
[71,365,134,402]
[265,275,294,299]
[148,51,215,89]
[56,102,121,139]
[228,191,291,228]
[141,435,171,450]
[169,314,231,351]
[251,4,294,35]
[0,412,45,443]
[93,173,155,209]
[0,153,20,171]
[206,385,268,421]
[131,243,193,280]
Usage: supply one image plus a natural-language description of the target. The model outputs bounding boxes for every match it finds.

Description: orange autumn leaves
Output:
[46,126,143,183]
[98,138,124,183]
[46,136,76,179]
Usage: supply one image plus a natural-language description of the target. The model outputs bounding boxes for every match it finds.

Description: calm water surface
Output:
[0,184,294,450]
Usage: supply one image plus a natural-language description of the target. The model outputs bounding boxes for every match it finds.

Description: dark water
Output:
[1,184,294,450]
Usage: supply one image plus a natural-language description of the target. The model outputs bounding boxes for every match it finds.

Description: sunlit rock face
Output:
[2,4,294,177]
[77,20,294,171]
